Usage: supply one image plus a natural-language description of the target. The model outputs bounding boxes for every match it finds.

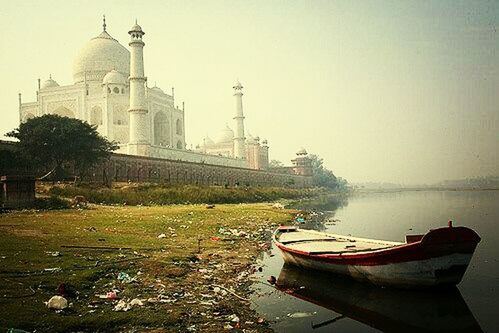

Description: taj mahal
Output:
[18,18,271,170]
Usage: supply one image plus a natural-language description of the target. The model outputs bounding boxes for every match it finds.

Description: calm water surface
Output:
[251,190,499,332]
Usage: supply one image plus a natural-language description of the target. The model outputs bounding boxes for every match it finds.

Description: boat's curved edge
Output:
[272,225,481,288]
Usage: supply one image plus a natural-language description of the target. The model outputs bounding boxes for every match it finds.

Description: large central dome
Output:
[72,30,130,84]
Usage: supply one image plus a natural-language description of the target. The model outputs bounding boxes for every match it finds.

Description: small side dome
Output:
[129,21,144,34]
[215,125,234,144]
[150,86,165,94]
[103,70,126,85]
[202,135,215,146]
[41,76,59,89]
[297,148,308,156]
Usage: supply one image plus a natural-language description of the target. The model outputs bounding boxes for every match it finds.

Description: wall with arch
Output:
[91,153,312,188]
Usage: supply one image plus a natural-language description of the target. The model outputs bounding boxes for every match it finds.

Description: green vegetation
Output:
[47,183,324,205]
[6,114,117,179]
[308,154,349,191]
[0,203,294,332]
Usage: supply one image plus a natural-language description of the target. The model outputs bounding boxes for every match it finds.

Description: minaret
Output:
[233,81,246,159]
[127,20,150,156]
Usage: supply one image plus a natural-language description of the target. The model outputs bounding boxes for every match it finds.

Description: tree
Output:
[6,115,117,180]
[269,159,284,168]
[308,154,349,191]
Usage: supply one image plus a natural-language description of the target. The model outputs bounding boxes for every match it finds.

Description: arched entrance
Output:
[53,106,75,118]
[154,112,170,146]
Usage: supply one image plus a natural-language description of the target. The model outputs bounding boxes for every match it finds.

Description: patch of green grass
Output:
[0,204,293,332]
[47,183,323,205]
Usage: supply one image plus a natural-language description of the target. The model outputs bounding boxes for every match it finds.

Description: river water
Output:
[251,190,499,332]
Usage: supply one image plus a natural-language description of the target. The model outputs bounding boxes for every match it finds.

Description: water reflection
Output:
[276,264,483,333]
[288,194,349,231]
[288,194,349,213]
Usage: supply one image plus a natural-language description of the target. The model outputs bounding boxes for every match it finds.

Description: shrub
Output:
[47,184,325,206]
[33,196,71,210]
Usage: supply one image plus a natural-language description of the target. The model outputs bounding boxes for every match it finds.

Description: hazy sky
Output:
[0,0,497,184]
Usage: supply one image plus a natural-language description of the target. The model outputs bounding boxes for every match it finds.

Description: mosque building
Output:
[18,17,269,170]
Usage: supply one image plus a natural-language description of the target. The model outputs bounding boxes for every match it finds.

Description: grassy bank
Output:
[46,183,323,205]
[0,203,297,332]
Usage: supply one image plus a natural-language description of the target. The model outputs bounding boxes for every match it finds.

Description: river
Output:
[251,190,499,332]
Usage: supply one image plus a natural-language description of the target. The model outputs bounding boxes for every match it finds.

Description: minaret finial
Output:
[103,15,107,31]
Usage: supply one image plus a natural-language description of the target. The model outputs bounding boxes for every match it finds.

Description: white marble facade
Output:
[19,18,269,170]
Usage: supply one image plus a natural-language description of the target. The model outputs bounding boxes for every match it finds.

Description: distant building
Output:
[19,17,269,170]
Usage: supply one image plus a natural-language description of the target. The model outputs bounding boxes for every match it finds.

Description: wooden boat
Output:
[273,222,481,288]
[276,264,483,332]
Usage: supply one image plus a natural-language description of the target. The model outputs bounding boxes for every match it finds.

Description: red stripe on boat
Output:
[275,227,480,266]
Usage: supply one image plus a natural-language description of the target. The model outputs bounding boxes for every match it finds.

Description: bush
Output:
[33,196,70,210]
[47,184,325,206]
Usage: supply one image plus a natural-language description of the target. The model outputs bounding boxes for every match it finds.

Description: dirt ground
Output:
[0,203,297,332]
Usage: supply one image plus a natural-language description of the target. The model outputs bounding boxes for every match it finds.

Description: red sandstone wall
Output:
[90,153,312,188]
[0,140,312,188]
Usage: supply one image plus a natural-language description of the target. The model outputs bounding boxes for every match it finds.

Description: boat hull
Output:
[280,250,473,287]
[274,226,480,288]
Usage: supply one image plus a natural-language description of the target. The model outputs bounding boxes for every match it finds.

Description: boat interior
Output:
[276,229,404,255]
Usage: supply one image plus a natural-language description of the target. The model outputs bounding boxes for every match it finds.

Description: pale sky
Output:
[0,0,497,184]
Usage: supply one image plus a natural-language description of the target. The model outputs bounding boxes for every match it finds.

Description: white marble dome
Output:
[103,70,126,85]
[41,77,59,89]
[215,125,234,144]
[150,86,164,94]
[297,148,308,155]
[73,30,130,84]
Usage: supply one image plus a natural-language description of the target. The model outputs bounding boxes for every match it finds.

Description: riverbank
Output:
[0,203,298,332]
[44,183,324,205]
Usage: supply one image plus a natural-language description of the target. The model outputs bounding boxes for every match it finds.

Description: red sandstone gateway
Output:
[273,222,481,288]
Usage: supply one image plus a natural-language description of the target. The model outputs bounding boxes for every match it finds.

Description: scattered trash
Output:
[158,233,167,239]
[106,291,118,300]
[256,318,265,324]
[46,295,68,310]
[272,203,285,209]
[228,314,240,322]
[267,276,277,285]
[129,298,144,307]
[45,251,61,257]
[223,324,233,330]
[114,299,131,312]
[295,217,305,223]
[206,204,215,209]
[210,236,221,241]
[114,298,145,311]
[287,311,316,318]
[44,267,62,273]
[117,272,134,283]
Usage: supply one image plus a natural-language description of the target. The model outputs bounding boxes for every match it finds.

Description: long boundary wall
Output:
[1,141,313,188]
[95,153,312,187]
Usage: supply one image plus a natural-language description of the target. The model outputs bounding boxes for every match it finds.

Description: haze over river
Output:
[251,190,499,332]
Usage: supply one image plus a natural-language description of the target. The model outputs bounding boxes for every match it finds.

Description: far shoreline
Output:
[353,187,499,194]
